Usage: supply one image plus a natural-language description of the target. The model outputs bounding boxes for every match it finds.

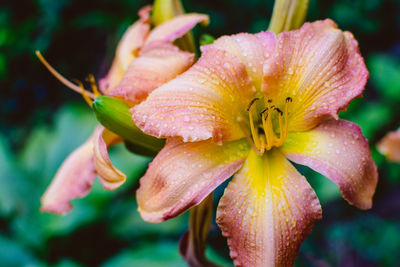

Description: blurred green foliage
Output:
[1,0,400,266]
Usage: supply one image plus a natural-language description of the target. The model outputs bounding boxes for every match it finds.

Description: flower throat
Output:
[246,96,292,155]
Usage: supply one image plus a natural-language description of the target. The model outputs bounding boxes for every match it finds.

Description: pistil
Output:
[35,51,101,107]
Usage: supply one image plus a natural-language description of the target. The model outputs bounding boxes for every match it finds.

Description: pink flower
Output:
[377,128,400,162]
[132,19,378,266]
[40,6,209,215]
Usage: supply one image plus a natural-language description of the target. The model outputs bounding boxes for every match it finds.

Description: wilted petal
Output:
[132,47,255,143]
[216,149,322,267]
[211,31,275,90]
[109,42,194,103]
[99,6,151,93]
[281,119,378,209]
[94,127,126,190]
[144,13,209,46]
[377,128,400,162]
[41,128,98,215]
[136,138,250,223]
[263,19,368,131]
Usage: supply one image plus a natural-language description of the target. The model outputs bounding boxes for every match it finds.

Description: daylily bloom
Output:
[132,19,378,266]
[377,128,400,162]
[40,6,209,215]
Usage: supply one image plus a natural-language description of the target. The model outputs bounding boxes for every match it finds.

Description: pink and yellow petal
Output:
[216,149,322,267]
[144,13,209,46]
[211,31,276,90]
[263,19,368,131]
[93,128,126,190]
[132,47,255,143]
[109,43,194,103]
[281,119,378,210]
[41,128,99,214]
[377,128,400,162]
[136,138,250,223]
[99,6,151,93]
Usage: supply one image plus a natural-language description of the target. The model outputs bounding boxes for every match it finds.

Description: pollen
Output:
[247,96,291,155]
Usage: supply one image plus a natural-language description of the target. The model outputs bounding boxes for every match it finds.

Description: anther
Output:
[267,99,272,103]
[286,97,293,103]
[247,98,260,111]
[86,74,102,97]
[275,107,283,115]
[260,108,268,116]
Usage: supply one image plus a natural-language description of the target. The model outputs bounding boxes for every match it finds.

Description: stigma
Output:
[246,96,292,155]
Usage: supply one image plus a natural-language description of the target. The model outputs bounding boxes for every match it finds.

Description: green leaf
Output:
[101,241,187,267]
[368,53,400,101]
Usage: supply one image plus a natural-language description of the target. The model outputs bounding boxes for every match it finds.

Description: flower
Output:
[40,6,209,215]
[132,19,378,266]
[377,128,400,162]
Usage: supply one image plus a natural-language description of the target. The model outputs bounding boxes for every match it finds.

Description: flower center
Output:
[246,96,292,155]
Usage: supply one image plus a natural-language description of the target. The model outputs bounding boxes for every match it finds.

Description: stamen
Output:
[86,74,102,97]
[261,111,271,150]
[35,50,96,99]
[247,98,260,111]
[248,99,261,150]
[74,79,93,107]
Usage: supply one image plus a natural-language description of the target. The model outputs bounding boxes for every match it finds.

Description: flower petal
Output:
[132,47,255,143]
[281,119,378,209]
[99,6,151,93]
[144,13,209,46]
[109,42,194,103]
[211,31,276,90]
[41,128,98,214]
[136,138,250,223]
[93,128,126,190]
[216,149,322,267]
[263,19,368,131]
[377,128,400,162]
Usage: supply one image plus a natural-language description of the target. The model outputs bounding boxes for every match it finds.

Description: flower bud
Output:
[92,96,165,156]
[268,0,309,34]
[152,0,196,53]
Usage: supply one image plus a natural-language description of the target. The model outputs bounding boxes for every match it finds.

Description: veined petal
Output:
[144,13,209,46]
[263,19,368,131]
[132,47,255,143]
[99,6,151,93]
[216,149,322,267]
[211,31,276,90]
[281,119,378,209]
[93,127,126,190]
[109,43,194,103]
[377,128,400,162]
[41,128,98,214]
[136,138,250,223]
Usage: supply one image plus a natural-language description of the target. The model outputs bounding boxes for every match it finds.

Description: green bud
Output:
[92,96,165,157]
[268,0,309,34]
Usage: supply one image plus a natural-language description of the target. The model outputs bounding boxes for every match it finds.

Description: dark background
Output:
[1,0,400,266]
